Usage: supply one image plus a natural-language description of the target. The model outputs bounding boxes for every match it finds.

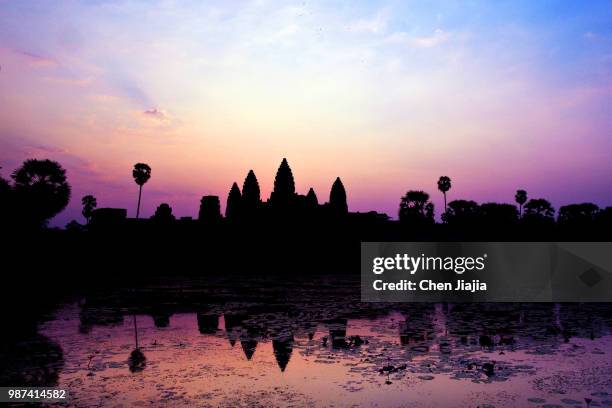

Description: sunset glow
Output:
[1,1,612,225]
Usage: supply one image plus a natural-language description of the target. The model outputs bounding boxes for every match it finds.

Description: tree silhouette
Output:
[11,159,71,226]
[0,167,10,196]
[132,163,151,219]
[0,170,12,225]
[81,195,97,225]
[558,203,599,226]
[597,207,612,229]
[128,315,146,372]
[270,158,295,207]
[442,199,479,226]
[437,176,451,215]
[242,170,261,216]
[478,203,519,227]
[524,198,555,222]
[399,190,434,224]
[306,187,318,207]
[65,220,84,231]
[515,190,527,218]
[0,177,9,194]
[225,182,242,220]
[329,177,348,214]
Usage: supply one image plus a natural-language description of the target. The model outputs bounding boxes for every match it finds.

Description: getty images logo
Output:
[372,253,488,275]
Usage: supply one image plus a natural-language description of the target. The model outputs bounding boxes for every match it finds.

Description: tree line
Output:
[399,177,610,229]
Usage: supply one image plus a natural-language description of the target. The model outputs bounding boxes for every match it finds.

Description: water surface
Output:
[6,277,612,407]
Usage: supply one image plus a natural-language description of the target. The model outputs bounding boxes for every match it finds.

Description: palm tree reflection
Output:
[128,314,146,372]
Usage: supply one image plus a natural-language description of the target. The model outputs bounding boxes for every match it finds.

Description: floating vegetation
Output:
[2,277,607,407]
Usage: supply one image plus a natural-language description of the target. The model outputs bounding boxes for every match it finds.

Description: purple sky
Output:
[1,1,612,226]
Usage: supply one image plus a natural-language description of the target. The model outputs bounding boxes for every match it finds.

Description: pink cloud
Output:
[15,50,59,68]
[42,76,92,87]
[143,108,168,120]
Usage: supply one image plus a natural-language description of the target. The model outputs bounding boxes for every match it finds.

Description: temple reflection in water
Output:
[2,278,611,407]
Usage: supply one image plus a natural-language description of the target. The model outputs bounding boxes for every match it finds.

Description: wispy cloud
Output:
[42,76,92,86]
[23,144,67,155]
[386,29,451,48]
[348,11,389,34]
[143,108,168,121]
[14,50,59,68]
[118,82,153,106]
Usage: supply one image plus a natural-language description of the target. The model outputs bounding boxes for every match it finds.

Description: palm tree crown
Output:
[81,194,97,224]
[399,190,435,224]
[437,176,451,214]
[437,176,451,193]
[132,163,151,186]
[515,189,527,217]
[524,198,555,219]
[132,163,151,219]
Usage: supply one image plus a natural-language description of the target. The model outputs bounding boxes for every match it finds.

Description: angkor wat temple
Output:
[90,157,389,228]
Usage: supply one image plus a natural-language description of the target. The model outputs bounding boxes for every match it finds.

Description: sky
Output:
[1,0,612,226]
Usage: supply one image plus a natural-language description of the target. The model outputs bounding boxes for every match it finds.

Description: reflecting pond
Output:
[3,276,612,407]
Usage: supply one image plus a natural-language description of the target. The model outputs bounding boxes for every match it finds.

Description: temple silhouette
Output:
[1,157,611,242]
[63,157,610,247]
[88,157,359,227]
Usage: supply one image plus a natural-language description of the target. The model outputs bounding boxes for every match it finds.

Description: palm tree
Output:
[558,203,599,225]
[479,202,519,227]
[81,195,97,225]
[399,190,435,224]
[11,159,71,226]
[524,198,555,220]
[442,199,479,225]
[437,176,451,215]
[515,189,527,218]
[132,163,151,219]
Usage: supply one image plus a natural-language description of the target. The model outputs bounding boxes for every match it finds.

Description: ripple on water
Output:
[21,287,612,408]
